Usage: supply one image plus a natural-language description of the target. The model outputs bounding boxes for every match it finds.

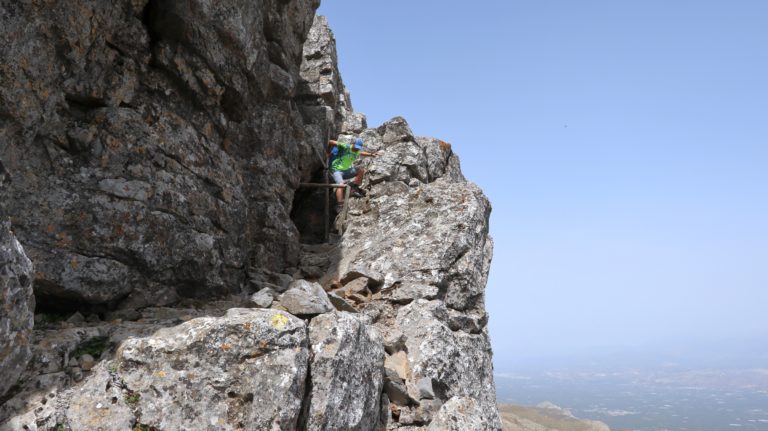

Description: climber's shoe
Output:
[349,183,366,198]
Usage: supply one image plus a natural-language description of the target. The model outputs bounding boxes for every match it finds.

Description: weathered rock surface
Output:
[0,5,500,431]
[0,221,35,398]
[322,115,500,428]
[278,279,333,316]
[303,312,384,431]
[2,308,310,431]
[0,0,323,310]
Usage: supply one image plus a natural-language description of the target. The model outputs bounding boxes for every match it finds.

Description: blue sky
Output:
[317,1,768,368]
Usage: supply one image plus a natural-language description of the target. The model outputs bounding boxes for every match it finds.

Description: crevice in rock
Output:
[141,0,160,51]
[65,94,108,112]
[221,86,246,123]
[297,326,314,430]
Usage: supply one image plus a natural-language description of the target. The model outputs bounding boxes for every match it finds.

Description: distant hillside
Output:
[499,403,614,431]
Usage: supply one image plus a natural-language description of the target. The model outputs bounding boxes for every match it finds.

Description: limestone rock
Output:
[303,312,384,431]
[0,220,34,398]
[381,299,501,428]
[279,279,333,316]
[427,397,492,431]
[69,308,310,430]
[249,288,275,308]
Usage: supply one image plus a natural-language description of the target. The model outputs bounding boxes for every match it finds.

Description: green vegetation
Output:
[72,336,113,359]
[36,313,68,328]
[133,425,158,431]
[125,391,141,405]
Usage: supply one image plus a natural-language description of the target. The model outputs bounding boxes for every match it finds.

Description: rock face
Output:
[0,5,501,431]
[71,308,309,431]
[303,312,384,430]
[0,221,35,398]
[320,115,500,429]
[0,0,323,310]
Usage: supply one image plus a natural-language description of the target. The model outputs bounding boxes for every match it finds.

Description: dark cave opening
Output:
[290,167,335,244]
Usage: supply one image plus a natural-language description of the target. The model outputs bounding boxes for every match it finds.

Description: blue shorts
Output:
[332,167,357,184]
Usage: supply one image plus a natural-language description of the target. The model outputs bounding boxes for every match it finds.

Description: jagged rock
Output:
[343,276,372,297]
[385,351,411,382]
[279,279,333,316]
[0,0,323,309]
[249,288,275,308]
[327,291,357,313]
[388,282,440,304]
[383,329,407,354]
[427,397,491,431]
[298,16,362,135]
[399,399,442,426]
[396,300,500,426]
[303,312,384,431]
[0,220,34,398]
[68,308,309,430]
[249,270,294,294]
[0,5,501,431]
[384,367,411,406]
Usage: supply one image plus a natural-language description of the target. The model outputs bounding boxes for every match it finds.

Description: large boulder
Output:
[0,220,35,398]
[66,308,310,431]
[303,312,384,431]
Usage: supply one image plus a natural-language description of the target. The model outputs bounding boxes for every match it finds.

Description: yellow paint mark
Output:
[155,370,166,378]
[270,313,289,329]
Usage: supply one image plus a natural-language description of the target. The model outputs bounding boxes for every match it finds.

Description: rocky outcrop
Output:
[71,308,309,431]
[0,221,35,398]
[316,116,500,429]
[303,312,384,430]
[0,0,322,310]
[0,5,500,431]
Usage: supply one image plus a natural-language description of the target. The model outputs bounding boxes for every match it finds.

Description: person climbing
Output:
[328,137,379,211]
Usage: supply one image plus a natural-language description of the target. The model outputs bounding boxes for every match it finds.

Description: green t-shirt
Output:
[331,142,359,171]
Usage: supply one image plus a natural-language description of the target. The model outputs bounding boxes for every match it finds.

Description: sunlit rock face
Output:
[0,5,500,430]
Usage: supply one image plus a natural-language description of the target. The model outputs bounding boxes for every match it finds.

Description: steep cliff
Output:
[1,2,499,430]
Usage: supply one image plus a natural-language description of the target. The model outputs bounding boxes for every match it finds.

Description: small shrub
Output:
[73,336,113,359]
[125,391,141,405]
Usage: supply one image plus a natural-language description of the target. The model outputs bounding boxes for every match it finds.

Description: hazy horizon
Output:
[318,0,768,370]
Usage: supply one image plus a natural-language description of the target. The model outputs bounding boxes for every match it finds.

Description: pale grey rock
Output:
[249,288,275,308]
[416,377,435,400]
[303,312,384,431]
[279,279,333,316]
[388,283,440,304]
[67,366,136,431]
[67,308,309,431]
[395,300,500,427]
[77,353,95,371]
[427,396,496,431]
[0,220,34,398]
